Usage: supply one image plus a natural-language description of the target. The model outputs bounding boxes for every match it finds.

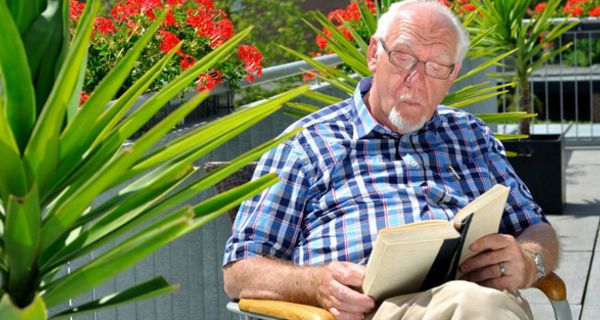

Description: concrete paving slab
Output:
[547,215,599,252]
[521,251,591,305]
[529,302,581,320]
[582,249,600,312]
[565,147,600,165]
[563,148,600,216]
[581,304,600,320]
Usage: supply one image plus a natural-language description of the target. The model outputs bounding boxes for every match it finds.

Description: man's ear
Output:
[367,37,379,73]
[449,64,462,82]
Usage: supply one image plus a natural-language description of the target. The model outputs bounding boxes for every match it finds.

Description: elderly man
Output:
[223,0,558,319]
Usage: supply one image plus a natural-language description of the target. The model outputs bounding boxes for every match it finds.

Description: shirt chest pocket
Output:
[441,160,493,195]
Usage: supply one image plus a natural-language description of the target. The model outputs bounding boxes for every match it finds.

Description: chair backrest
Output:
[204,161,257,224]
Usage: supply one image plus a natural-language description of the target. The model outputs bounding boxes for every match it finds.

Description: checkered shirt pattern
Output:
[223,77,548,267]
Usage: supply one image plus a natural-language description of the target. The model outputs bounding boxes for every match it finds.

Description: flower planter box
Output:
[124,87,234,139]
[503,134,566,214]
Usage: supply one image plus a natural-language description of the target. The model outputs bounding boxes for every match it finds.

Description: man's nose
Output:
[403,61,426,86]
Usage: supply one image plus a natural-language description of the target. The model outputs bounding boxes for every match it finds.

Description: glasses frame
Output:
[379,39,455,80]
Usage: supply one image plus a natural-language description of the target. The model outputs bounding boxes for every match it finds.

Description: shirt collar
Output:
[351,77,442,139]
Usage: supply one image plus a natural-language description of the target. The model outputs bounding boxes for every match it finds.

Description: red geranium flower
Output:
[163,8,178,27]
[178,53,195,70]
[79,90,90,107]
[209,19,234,48]
[94,17,115,35]
[167,0,186,6]
[571,7,584,16]
[238,45,263,82]
[328,9,347,24]
[69,0,86,22]
[461,3,476,12]
[437,0,451,7]
[534,2,547,13]
[159,30,181,53]
[316,35,327,50]
[196,69,222,91]
[345,2,361,21]
[194,0,214,9]
[590,6,600,16]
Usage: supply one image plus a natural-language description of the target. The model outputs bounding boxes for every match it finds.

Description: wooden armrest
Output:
[535,271,567,301]
[239,299,335,320]
[237,273,566,319]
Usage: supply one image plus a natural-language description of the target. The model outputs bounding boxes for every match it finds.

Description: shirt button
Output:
[410,162,418,168]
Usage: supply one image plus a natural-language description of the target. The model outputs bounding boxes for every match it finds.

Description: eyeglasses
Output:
[379,39,455,80]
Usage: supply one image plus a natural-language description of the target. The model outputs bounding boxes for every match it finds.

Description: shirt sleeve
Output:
[223,137,312,266]
[482,124,549,235]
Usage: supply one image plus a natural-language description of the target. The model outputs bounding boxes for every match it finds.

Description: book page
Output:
[453,184,510,277]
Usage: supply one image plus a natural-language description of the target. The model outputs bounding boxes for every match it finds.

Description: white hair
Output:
[373,0,470,63]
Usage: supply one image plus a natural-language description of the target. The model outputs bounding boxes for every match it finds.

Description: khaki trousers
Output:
[369,280,533,320]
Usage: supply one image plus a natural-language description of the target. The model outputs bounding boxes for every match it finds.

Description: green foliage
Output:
[223,0,317,66]
[562,38,600,67]
[0,0,307,317]
[469,0,579,134]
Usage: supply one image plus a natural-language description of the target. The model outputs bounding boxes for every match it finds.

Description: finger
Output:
[461,263,504,283]
[328,307,365,320]
[460,249,506,273]
[469,233,514,253]
[478,276,517,292]
[332,262,366,288]
[330,280,375,313]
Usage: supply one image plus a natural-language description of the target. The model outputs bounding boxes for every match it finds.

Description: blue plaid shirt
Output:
[223,77,547,267]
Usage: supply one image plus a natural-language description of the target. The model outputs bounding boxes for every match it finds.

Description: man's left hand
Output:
[459,233,536,292]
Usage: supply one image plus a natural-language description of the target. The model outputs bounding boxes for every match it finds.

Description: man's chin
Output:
[389,109,427,134]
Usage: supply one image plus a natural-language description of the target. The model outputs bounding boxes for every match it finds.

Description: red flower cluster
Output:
[564,0,587,16]
[159,30,181,53]
[238,45,263,82]
[533,0,600,18]
[535,2,548,13]
[69,0,263,95]
[79,91,90,107]
[69,0,85,21]
[591,6,600,15]
[197,69,223,91]
[316,0,376,51]
[443,0,477,16]
[94,17,115,35]
[185,6,233,48]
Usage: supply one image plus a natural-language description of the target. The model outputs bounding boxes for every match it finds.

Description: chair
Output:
[206,161,571,320]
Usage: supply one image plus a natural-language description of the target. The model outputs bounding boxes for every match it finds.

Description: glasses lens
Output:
[389,51,416,69]
[425,63,452,79]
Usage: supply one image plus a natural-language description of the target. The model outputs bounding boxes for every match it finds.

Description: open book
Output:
[362,184,510,302]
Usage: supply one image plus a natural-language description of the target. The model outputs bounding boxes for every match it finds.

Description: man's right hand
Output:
[315,262,376,319]
[224,257,375,320]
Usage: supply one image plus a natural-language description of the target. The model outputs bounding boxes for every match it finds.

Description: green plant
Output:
[225,0,316,66]
[469,0,579,135]
[561,38,600,67]
[0,0,307,318]
[283,0,533,140]
[214,0,318,107]
[71,0,264,96]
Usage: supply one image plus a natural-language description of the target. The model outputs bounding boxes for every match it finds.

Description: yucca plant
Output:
[469,0,579,135]
[283,0,537,140]
[0,0,307,318]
